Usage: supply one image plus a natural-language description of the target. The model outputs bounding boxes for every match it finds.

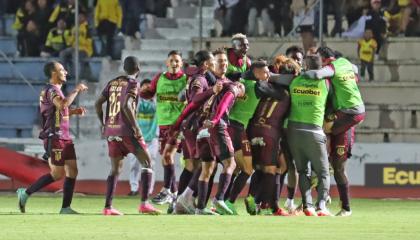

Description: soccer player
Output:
[95,56,160,215]
[225,61,268,215]
[196,81,246,215]
[285,45,304,67]
[17,61,88,214]
[279,51,303,213]
[172,50,218,214]
[303,46,365,216]
[288,54,332,216]
[226,33,251,77]
[247,58,299,216]
[140,50,187,205]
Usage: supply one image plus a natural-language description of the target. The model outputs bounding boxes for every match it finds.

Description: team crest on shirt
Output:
[337,146,345,156]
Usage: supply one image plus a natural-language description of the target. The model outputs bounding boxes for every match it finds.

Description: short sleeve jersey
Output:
[39,84,70,140]
[102,76,139,136]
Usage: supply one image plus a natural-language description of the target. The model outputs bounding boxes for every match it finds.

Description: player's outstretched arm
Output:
[69,107,87,116]
[53,83,88,110]
[303,66,335,80]
[95,95,106,127]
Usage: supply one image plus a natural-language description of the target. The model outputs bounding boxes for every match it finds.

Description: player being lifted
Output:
[140,50,187,205]
[17,61,88,214]
[303,46,365,216]
[95,56,160,215]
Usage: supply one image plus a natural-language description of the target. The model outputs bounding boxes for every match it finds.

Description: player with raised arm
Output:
[140,50,187,205]
[17,61,88,214]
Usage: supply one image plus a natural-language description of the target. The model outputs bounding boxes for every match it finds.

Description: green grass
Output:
[0,194,419,240]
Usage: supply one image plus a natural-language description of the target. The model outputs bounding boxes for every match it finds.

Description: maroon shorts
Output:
[44,138,76,166]
[248,127,281,166]
[330,126,355,162]
[196,136,215,162]
[329,112,364,161]
[227,121,251,157]
[158,126,181,155]
[331,112,365,135]
[183,129,198,160]
[209,125,234,161]
[107,136,148,158]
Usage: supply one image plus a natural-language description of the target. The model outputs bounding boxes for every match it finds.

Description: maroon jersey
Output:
[249,96,290,138]
[102,76,139,136]
[39,84,70,140]
[186,71,209,103]
[208,82,239,126]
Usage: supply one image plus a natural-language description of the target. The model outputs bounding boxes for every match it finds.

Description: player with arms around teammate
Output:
[303,46,365,216]
[95,56,160,215]
[288,55,332,216]
[17,61,88,214]
[141,50,187,205]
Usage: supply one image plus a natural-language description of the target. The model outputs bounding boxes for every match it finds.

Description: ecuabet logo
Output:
[365,164,420,187]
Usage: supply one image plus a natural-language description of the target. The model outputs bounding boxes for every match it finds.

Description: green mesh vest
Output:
[289,75,329,127]
[330,58,364,110]
[229,78,260,128]
[156,73,187,126]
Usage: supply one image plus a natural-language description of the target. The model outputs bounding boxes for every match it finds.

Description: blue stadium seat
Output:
[0,57,102,81]
[0,36,17,56]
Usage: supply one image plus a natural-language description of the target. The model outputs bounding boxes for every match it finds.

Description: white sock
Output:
[318,200,326,210]
[182,187,194,199]
[287,198,294,206]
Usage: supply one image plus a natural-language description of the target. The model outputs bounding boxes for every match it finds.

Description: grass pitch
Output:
[0,194,419,240]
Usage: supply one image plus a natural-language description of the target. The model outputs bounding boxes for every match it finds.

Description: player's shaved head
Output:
[123,56,140,75]
[44,61,59,79]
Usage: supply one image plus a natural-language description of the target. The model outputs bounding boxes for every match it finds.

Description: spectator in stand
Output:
[36,0,53,43]
[120,0,146,39]
[145,0,171,18]
[398,0,413,35]
[291,0,316,52]
[41,18,70,57]
[59,11,93,79]
[345,0,371,27]
[20,19,43,56]
[0,0,8,36]
[94,0,122,58]
[358,28,377,81]
[14,0,38,56]
[268,0,293,36]
[49,0,79,30]
[247,0,274,37]
[315,0,346,37]
[214,0,239,37]
[365,0,387,55]
[406,0,420,36]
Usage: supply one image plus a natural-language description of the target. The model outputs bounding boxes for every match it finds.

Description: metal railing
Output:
[0,49,38,95]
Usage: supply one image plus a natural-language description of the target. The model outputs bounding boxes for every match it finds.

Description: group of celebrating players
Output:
[16,33,365,217]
